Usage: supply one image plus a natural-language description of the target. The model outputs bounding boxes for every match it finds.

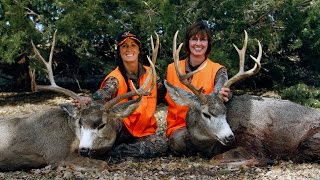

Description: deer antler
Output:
[150,32,159,65]
[223,30,262,88]
[173,30,207,103]
[103,39,158,110]
[31,30,86,108]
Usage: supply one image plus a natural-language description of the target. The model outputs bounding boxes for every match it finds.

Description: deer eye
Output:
[98,123,106,130]
[202,112,211,119]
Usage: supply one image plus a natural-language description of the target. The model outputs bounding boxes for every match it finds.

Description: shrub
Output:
[280,83,320,108]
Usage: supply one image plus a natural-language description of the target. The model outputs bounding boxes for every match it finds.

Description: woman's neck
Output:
[189,54,206,67]
[123,61,138,75]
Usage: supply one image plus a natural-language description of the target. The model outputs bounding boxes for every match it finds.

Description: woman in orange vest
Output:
[77,31,168,158]
[165,21,231,157]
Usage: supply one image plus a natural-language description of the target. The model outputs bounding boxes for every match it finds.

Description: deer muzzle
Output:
[217,131,235,146]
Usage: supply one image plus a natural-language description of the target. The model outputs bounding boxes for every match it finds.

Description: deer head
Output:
[165,30,262,147]
[30,30,159,157]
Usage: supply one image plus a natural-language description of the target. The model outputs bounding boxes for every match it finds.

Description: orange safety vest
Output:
[165,58,223,137]
[100,66,157,138]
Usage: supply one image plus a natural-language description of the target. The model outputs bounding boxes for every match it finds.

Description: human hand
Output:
[72,96,92,108]
[219,87,231,102]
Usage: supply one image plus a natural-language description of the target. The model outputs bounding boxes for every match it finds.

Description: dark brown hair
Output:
[183,21,212,58]
[115,31,142,88]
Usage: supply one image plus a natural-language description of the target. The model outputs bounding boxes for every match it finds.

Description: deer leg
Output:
[108,134,168,159]
[55,156,108,171]
[211,147,273,167]
[296,131,320,163]
[168,128,198,156]
[137,134,169,157]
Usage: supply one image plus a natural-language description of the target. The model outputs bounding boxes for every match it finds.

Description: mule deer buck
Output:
[0,30,159,171]
[165,30,320,166]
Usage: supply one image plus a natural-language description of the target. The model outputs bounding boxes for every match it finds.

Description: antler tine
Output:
[223,30,262,88]
[143,55,157,94]
[32,30,58,87]
[173,31,185,80]
[173,30,207,103]
[103,50,156,110]
[150,32,159,65]
[173,31,207,81]
[31,30,85,107]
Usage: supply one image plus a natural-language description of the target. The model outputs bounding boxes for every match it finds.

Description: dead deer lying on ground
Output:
[165,30,320,166]
[0,30,159,171]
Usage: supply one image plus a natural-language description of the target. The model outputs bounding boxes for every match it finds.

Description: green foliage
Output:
[0,0,319,92]
[0,31,26,64]
[0,0,38,64]
[280,83,320,108]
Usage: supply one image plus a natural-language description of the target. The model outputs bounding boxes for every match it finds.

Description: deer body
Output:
[0,103,120,171]
[224,95,320,162]
[167,30,319,165]
[166,81,320,163]
[0,108,76,170]
[0,30,159,171]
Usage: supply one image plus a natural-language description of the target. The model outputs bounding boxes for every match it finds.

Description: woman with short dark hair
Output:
[165,21,231,157]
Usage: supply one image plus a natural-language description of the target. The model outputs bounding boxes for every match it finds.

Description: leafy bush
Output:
[280,83,320,108]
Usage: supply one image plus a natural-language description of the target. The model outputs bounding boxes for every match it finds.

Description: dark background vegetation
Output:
[0,0,319,107]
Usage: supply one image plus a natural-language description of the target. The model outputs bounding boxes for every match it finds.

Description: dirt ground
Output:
[0,92,319,179]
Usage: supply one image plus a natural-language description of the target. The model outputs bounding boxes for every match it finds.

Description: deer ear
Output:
[213,74,228,94]
[164,80,196,106]
[60,103,80,118]
[212,74,228,101]
[111,96,142,118]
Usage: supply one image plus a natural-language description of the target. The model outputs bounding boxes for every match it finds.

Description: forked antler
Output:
[173,30,207,103]
[103,37,158,110]
[30,30,86,108]
[31,30,158,110]
[172,30,262,102]
[223,30,262,88]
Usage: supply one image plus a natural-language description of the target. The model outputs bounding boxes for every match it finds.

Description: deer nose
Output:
[79,147,91,157]
[226,134,235,144]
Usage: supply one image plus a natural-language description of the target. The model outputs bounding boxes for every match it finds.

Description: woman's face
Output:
[188,34,208,57]
[119,38,140,63]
